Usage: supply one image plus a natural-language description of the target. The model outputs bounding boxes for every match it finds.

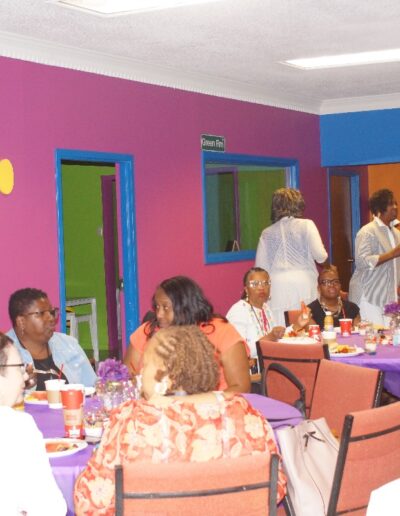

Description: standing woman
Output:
[349,189,400,326]
[255,188,328,326]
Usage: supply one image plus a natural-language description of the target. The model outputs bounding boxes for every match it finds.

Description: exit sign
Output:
[201,134,225,152]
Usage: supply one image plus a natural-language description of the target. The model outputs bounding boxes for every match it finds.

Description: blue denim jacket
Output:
[7,329,97,388]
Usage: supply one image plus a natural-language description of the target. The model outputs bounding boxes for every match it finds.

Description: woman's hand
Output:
[267,326,286,341]
[24,363,37,390]
[294,306,312,331]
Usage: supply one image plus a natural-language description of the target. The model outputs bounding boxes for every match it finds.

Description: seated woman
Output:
[308,265,360,330]
[7,288,97,390]
[124,276,250,393]
[227,267,311,368]
[75,325,286,515]
[0,332,67,515]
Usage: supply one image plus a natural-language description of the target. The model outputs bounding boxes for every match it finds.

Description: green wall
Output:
[62,162,115,359]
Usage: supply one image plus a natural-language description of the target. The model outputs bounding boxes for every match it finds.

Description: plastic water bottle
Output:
[324,311,334,331]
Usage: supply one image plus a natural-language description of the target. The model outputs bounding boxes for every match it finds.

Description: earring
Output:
[154,376,169,396]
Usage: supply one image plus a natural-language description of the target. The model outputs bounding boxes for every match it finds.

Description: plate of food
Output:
[24,391,48,405]
[329,345,364,357]
[279,336,317,344]
[44,438,88,458]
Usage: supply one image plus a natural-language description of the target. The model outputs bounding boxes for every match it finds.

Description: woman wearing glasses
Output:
[227,267,311,368]
[6,288,96,390]
[308,265,360,330]
[0,332,67,515]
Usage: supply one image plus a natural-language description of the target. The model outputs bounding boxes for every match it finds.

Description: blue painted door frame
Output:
[55,149,139,344]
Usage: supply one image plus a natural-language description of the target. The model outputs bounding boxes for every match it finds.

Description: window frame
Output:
[202,151,299,264]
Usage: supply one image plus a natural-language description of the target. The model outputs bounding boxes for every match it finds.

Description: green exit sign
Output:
[201,134,225,152]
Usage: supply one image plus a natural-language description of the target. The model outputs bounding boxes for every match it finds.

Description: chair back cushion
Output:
[310,359,383,435]
[117,453,277,516]
[257,339,328,413]
[329,402,400,515]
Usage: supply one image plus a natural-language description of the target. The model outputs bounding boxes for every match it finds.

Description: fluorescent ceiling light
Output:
[53,0,222,15]
[284,48,400,70]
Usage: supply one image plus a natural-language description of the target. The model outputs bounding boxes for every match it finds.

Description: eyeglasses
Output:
[0,363,27,374]
[23,308,59,319]
[247,280,271,288]
[319,279,341,286]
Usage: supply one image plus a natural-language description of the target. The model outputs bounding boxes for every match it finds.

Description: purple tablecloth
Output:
[25,403,94,516]
[333,334,400,397]
[27,395,301,516]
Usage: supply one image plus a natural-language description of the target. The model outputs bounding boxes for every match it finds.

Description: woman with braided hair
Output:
[75,325,286,515]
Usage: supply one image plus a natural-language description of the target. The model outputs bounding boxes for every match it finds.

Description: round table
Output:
[334,334,400,397]
[27,394,302,516]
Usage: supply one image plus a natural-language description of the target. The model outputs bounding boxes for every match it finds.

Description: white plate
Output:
[330,346,364,358]
[44,438,88,458]
[24,392,48,405]
[85,386,95,396]
[279,336,317,344]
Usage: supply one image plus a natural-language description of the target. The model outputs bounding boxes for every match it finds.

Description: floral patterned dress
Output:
[74,393,286,515]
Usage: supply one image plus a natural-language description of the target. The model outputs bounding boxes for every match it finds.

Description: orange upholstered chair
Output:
[283,310,302,326]
[309,359,384,435]
[115,453,280,516]
[257,338,329,415]
[328,402,400,515]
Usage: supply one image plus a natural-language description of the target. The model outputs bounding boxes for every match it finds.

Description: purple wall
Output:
[0,56,327,332]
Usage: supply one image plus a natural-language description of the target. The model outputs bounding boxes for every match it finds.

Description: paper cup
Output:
[60,384,85,438]
[339,318,352,337]
[45,379,66,409]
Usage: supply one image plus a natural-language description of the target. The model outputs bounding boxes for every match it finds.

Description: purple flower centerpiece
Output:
[384,302,400,346]
[96,359,136,410]
[97,358,130,383]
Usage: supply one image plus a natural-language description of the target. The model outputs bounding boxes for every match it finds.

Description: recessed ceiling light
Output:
[51,0,223,15]
[284,48,400,70]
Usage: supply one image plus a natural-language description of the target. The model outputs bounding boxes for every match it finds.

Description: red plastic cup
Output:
[309,324,321,341]
[60,384,85,438]
[339,318,352,337]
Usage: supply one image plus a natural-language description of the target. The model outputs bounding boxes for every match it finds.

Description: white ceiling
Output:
[1,0,400,114]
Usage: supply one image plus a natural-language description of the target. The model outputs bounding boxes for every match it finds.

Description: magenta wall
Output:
[0,56,327,333]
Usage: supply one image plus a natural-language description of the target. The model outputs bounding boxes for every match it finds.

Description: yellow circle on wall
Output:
[0,159,14,195]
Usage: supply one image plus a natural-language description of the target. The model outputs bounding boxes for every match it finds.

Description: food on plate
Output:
[331,344,357,354]
[45,441,79,454]
[25,391,48,402]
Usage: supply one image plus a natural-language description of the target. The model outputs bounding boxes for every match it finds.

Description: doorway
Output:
[327,169,361,291]
[55,149,139,360]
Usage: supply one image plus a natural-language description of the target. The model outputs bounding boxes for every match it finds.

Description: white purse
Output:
[277,417,339,516]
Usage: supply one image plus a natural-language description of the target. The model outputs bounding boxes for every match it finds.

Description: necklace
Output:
[319,297,344,318]
[249,302,270,336]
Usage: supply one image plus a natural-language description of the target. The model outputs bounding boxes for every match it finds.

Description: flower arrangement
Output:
[97,358,130,383]
[384,302,400,317]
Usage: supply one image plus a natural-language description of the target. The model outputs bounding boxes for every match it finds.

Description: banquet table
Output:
[26,393,302,516]
[333,333,400,397]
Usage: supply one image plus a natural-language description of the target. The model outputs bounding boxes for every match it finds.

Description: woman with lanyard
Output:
[226,267,311,372]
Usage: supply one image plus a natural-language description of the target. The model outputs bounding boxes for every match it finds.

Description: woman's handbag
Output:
[277,418,339,516]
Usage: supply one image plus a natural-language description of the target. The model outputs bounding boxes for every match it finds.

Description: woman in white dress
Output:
[226,267,310,370]
[255,188,328,325]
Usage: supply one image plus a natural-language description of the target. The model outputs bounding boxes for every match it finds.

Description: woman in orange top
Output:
[75,326,286,515]
[124,275,250,393]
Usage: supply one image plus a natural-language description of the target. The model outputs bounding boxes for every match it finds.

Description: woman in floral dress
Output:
[74,325,286,515]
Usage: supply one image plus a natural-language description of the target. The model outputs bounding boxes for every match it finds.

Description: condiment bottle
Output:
[324,311,334,331]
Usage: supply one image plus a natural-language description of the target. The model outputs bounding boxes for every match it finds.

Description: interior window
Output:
[202,151,299,264]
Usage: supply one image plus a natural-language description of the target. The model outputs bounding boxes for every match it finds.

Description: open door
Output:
[55,150,139,360]
[327,168,362,291]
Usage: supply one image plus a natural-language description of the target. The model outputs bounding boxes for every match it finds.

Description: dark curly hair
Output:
[151,325,219,394]
[145,276,226,336]
[369,189,395,216]
[271,187,305,223]
[9,288,48,325]
[0,332,14,376]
